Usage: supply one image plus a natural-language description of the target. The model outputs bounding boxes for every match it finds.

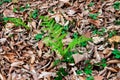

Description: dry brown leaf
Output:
[5,23,14,29]
[72,54,84,64]
[38,41,44,49]
[108,36,120,43]
[3,9,15,17]
[94,75,103,80]
[103,48,112,55]
[59,0,69,3]
[107,60,120,64]
[106,67,118,72]
[88,19,101,28]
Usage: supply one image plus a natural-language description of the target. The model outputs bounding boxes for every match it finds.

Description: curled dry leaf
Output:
[106,67,118,72]
[107,60,120,64]
[0,73,6,80]
[103,48,112,55]
[108,36,120,43]
[11,61,24,67]
[88,19,101,28]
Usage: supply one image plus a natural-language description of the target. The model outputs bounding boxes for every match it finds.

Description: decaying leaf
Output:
[108,36,120,43]
[88,19,101,28]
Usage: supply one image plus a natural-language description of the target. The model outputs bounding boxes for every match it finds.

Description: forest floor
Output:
[0,0,120,80]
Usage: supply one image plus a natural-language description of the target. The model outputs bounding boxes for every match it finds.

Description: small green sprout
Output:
[76,70,83,75]
[86,76,94,80]
[55,68,68,80]
[34,34,43,41]
[84,60,93,75]
[53,59,61,66]
[32,9,38,19]
[88,2,95,7]
[0,0,11,5]
[108,30,116,38]
[114,20,120,25]
[113,1,120,10]
[89,13,99,20]
[112,49,120,59]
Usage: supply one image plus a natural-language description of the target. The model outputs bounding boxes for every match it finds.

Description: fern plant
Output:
[39,16,91,56]
[3,17,30,30]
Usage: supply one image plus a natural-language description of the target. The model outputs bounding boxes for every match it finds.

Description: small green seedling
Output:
[84,60,93,75]
[34,34,43,41]
[114,20,120,25]
[0,0,11,5]
[89,13,99,20]
[32,9,38,19]
[55,68,68,80]
[88,2,95,7]
[112,49,120,59]
[86,76,94,80]
[113,1,120,10]
[3,17,30,30]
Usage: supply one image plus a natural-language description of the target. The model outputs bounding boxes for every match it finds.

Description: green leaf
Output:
[3,17,30,30]
[88,2,95,7]
[86,76,94,80]
[35,34,43,41]
[53,59,61,66]
[112,49,120,59]
[113,1,120,10]
[89,13,99,20]
[76,70,83,75]
[32,9,38,19]
[114,20,120,25]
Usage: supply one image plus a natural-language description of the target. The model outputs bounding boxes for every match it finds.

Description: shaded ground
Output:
[0,0,120,80]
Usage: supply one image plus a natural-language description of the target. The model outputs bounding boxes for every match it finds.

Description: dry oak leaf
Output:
[88,19,101,28]
[108,36,120,43]
[94,75,103,80]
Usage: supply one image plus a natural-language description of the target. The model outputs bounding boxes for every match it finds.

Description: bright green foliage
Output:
[84,60,93,75]
[55,68,68,80]
[89,13,99,20]
[32,9,38,19]
[92,28,106,36]
[0,0,11,5]
[3,17,30,30]
[76,70,83,75]
[88,2,95,7]
[34,34,43,41]
[40,16,91,56]
[62,51,75,63]
[114,20,120,25]
[113,1,120,10]
[94,58,107,68]
[53,59,61,66]
[108,30,116,38]
[86,76,94,80]
[112,49,120,59]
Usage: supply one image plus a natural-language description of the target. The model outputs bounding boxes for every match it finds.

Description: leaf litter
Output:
[0,0,120,80]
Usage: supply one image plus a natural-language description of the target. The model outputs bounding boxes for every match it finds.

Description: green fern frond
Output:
[39,16,91,56]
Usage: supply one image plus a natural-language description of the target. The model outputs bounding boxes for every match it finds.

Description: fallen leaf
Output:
[12,0,18,3]
[88,19,101,28]
[38,41,44,49]
[3,9,15,17]
[108,36,120,43]
[94,75,103,80]
[72,53,84,64]
[59,0,69,3]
